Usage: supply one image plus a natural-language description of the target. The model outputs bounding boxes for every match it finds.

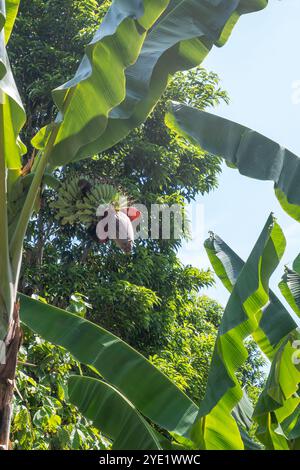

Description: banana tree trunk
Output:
[0,303,21,450]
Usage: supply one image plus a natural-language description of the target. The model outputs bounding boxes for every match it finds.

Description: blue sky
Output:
[179,0,300,308]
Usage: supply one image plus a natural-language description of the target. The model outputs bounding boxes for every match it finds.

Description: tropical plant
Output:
[13,298,110,450]
[19,213,300,450]
[0,0,267,448]
[164,103,300,449]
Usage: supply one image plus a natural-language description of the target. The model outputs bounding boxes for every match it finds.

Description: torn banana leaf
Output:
[192,214,285,449]
[0,0,25,338]
[68,376,162,450]
[19,293,198,438]
[204,233,297,359]
[166,103,300,222]
[279,265,300,318]
[203,229,300,449]
[254,330,300,449]
[86,0,268,157]
[33,0,170,166]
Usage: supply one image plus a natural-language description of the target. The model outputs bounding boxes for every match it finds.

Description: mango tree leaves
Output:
[165,103,300,222]
[84,0,268,158]
[19,294,198,438]
[33,0,170,166]
[68,376,161,450]
[192,214,286,449]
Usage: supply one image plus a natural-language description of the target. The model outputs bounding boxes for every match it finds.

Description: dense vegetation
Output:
[6,0,265,449]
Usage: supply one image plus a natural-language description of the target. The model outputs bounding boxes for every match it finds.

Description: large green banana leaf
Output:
[232,392,262,450]
[279,263,300,318]
[68,376,161,450]
[32,0,170,166]
[0,0,25,171]
[19,294,198,437]
[254,329,300,449]
[204,233,297,359]
[192,214,286,449]
[281,403,300,449]
[34,0,268,166]
[165,103,300,222]
[294,254,300,273]
[0,0,24,339]
[203,229,300,449]
[0,0,20,43]
[84,0,268,158]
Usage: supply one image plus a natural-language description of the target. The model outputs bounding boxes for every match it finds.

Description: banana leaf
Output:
[19,294,198,438]
[254,329,300,449]
[35,0,268,165]
[204,233,297,359]
[0,0,25,171]
[68,376,161,450]
[0,0,20,45]
[192,214,286,449]
[165,103,300,222]
[294,254,300,273]
[281,404,300,445]
[203,229,300,449]
[279,262,300,318]
[232,392,262,450]
[86,0,268,157]
[0,0,24,338]
[32,0,170,166]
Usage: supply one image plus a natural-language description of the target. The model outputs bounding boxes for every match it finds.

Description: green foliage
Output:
[68,376,162,450]
[16,37,264,442]
[12,324,109,449]
[14,0,231,372]
[166,103,300,221]
[8,0,108,147]
[19,294,199,439]
[150,296,221,402]
[52,177,123,227]
[2,0,269,450]
[150,295,265,404]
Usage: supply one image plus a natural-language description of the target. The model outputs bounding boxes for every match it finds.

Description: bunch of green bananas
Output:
[52,177,127,228]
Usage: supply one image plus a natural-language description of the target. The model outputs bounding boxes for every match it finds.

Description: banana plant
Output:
[165,102,300,222]
[201,226,300,449]
[0,0,267,448]
[20,216,300,450]
[165,100,300,449]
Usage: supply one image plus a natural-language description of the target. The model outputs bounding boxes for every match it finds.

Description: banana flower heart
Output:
[96,206,141,253]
